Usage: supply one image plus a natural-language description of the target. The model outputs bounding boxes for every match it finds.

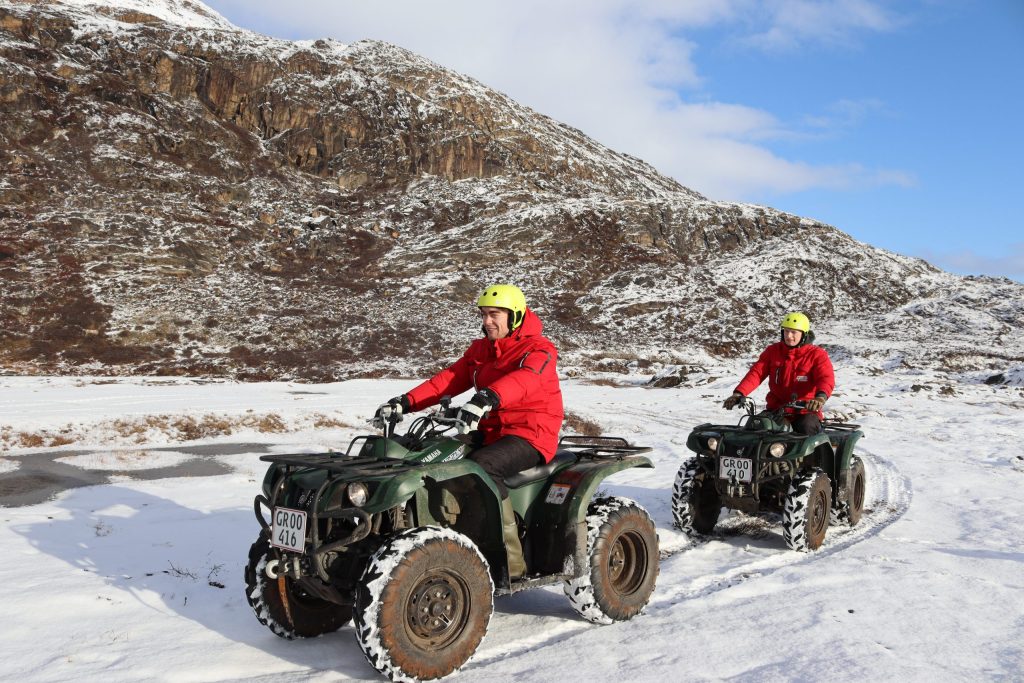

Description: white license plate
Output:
[719,456,753,483]
[270,506,307,553]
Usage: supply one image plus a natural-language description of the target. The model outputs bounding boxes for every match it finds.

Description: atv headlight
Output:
[769,442,786,457]
[706,437,719,452]
[347,482,369,507]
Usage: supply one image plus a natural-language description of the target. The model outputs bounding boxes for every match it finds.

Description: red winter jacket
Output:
[405,308,564,461]
[735,342,835,416]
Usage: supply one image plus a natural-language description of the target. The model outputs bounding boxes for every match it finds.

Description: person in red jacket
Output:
[372,284,564,578]
[723,312,835,434]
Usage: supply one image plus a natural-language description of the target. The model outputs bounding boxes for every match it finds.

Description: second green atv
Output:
[671,396,866,551]
[244,404,659,681]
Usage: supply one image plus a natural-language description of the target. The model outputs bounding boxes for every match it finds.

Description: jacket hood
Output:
[512,307,543,337]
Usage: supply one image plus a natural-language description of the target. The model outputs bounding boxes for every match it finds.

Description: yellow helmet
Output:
[477,284,527,330]
[780,312,811,333]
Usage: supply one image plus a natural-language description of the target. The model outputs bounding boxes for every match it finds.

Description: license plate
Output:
[719,456,753,483]
[270,506,307,553]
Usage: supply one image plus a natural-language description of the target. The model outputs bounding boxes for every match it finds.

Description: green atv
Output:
[244,403,659,681]
[671,396,866,551]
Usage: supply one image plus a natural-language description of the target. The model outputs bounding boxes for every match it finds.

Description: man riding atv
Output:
[723,311,834,435]
[373,283,563,578]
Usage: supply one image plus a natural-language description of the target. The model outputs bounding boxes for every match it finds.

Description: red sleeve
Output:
[405,347,476,411]
[735,346,773,396]
[486,348,555,407]
[812,347,835,398]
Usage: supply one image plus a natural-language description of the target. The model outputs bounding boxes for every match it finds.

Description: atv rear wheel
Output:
[783,469,831,552]
[671,457,721,535]
[564,496,659,625]
[354,527,493,681]
[832,455,866,526]
[244,532,352,639]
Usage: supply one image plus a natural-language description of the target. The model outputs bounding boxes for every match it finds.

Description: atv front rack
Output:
[557,435,652,459]
[258,452,423,476]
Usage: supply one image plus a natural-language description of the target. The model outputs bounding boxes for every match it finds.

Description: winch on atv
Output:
[671,396,866,551]
[244,402,659,681]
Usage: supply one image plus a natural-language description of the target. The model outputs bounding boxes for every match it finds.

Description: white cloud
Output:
[803,98,891,131]
[922,244,1024,283]
[205,0,913,201]
[738,0,903,51]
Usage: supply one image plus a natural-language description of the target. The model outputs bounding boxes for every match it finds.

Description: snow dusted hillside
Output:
[22,0,235,31]
[3,0,1022,385]
[0,371,1022,681]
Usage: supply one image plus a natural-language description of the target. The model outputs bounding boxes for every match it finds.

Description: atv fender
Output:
[362,459,499,516]
[560,455,654,578]
[786,432,832,462]
[831,431,863,471]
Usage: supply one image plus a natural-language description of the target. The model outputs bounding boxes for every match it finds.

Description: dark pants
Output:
[787,412,822,435]
[470,435,543,499]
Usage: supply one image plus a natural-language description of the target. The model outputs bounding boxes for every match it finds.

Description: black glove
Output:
[455,389,499,434]
[805,394,827,412]
[372,395,409,428]
[723,392,743,410]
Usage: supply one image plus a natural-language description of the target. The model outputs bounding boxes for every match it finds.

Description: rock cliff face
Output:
[1,0,1022,383]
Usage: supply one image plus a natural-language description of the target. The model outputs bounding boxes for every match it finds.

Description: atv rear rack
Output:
[557,435,652,459]
[821,420,862,431]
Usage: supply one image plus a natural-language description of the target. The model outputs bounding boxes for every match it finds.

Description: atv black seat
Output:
[504,449,578,488]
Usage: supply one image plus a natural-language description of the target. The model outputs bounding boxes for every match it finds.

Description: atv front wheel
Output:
[671,457,721,535]
[354,527,493,681]
[832,455,866,526]
[783,469,831,551]
[564,496,659,625]
[244,532,352,639]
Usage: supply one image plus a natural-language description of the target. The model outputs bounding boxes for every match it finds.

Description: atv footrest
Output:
[497,572,572,596]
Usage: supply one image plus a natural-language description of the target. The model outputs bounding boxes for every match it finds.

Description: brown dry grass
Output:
[562,410,602,436]
[16,432,45,448]
[579,377,625,387]
[1,411,322,451]
[311,413,351,429]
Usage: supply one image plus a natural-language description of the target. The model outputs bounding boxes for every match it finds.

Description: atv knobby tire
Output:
[564,496,659,625]
[671,457,722,535]
[832,455,866,526]
[783,469,831,552]
[244,532,352,639]
[354,527,493,682]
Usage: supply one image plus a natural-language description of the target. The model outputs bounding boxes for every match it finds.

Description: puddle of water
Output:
[0,443,273,508]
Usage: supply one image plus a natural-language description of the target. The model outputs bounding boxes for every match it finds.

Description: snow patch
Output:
[55,449,193,471]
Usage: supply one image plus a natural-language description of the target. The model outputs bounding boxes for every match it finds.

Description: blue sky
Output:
[202,0,1024,282]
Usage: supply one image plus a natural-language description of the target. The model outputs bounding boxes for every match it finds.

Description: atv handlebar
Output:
[369,397,475,441]
[727,396,808,414]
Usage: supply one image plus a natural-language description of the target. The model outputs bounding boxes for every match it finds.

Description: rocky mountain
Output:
[2,0,1022,384]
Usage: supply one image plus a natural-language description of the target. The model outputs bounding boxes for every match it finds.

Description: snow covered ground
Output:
[1,371,1022,681]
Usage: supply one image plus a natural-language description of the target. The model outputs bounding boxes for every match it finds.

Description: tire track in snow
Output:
[646,449,911,609]
[467,450,910,670]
